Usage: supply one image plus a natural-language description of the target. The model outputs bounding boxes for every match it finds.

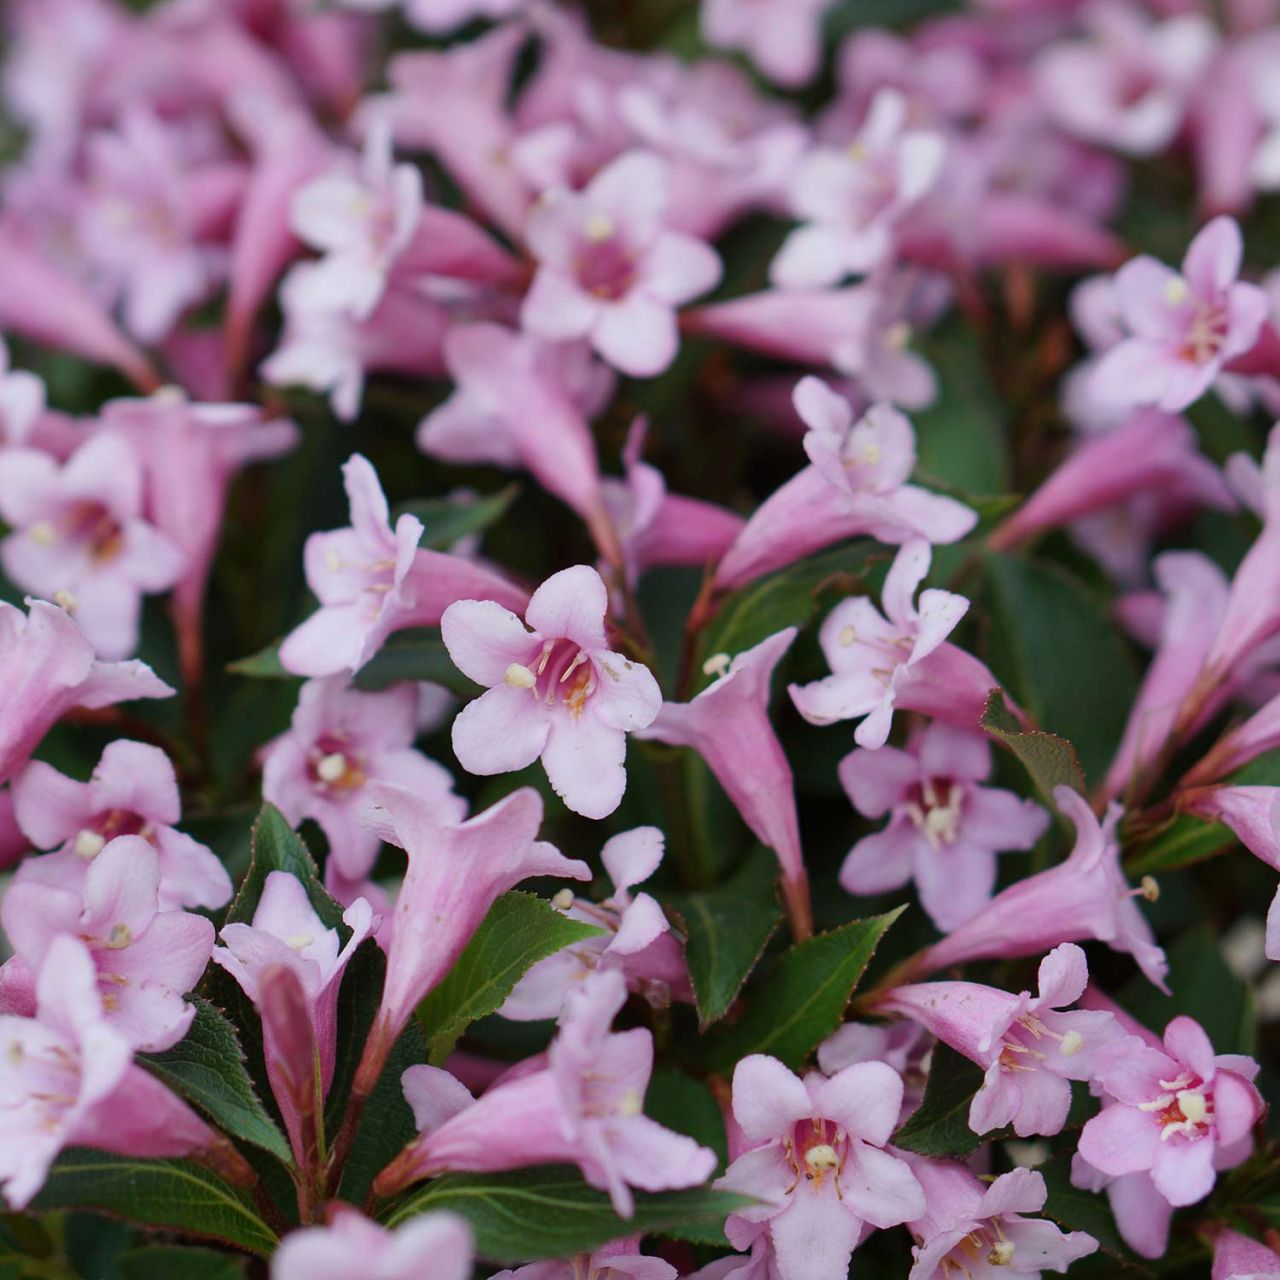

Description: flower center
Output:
[510,639,598,717]
[31,501,125,565]
[905,779,963,850]
[785,1118,847,1195]
[74,809,152,859]
[1178,299,1229,364]
[307,738,367,793]
[942,1220,1017,1271]
[574,222,639,301]
[1138,1072,1213,1141]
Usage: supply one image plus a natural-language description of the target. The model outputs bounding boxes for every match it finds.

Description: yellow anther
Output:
[505,663,537,690]
[73,829,106,859]
[315,753,348,784]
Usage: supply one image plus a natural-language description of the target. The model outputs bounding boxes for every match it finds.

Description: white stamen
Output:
[585,213,614,242]
[316,752,348,783]
[1176,1089,1207,1125]
[106,923,132,949]
[804,1144,840,1173]
[73,829,106,859]
[53,589,77,612]
[325,549,343,573]
[29,521,56,546]
[838,625,857,646]
[1059,1030,1084,1057]
[286,934,314,951]
[988,1240,1016,1266]
[1139,875,1160,902]
[505,663,537,690]
[1165,277,1189,306]
[617,1089,642,1118]
[885,321,912,350]
[552,889,576,911]
[702,653,731,679]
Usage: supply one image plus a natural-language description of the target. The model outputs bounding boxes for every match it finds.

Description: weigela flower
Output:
[0,432,184,659]
[0,338,45,447]
[442,564,661,819]
[1090,217,1269,414]
[502,826,692,1020]
[789,540,1000,750]
[521,151,723,378]
[0,834,214,1052]
[882,944,1123,1137]
[377,971,717,1215]
[489,1238,677,1280]
[1078,1016,1263,1207]
[1210,1227,1280,1280]
[271,1204,472,1280]
[716,1053,925,1280]
[0,936,229,1209]
[12,738,231,911]
[700,0,833,88]
[838,721,1048,932]
[262,675,465,885]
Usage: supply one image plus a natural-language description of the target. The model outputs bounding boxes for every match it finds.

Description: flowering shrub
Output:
[3,0,1280,1277]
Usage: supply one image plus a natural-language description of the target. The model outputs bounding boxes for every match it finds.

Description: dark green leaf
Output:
[983,552,1138,784]
[224,805,341,930]
[891,1044,991,1157]
[1125,813,1236,876]
[416,892,604,1064]
[698,908,905,1071]
[381,1167,748,1263]
[395,485,519,551]
[661,846,782,1025]
[981,689,1086,812]
[1037,1154,1140,1263]
[140,1000,291,1164]
[118,1245,248,1280]
[353,628,480,697]
[32,1152,276,1256]
[226,642,294,679]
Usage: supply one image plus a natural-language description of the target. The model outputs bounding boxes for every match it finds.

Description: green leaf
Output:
[140,1000,291,1165]
[644,1068,728,1172]
[395,485,519,551]
[891,1044,990,1157]
[697,544,878,692]
[226,640,295,679]
[982,552,1138,784]
[698,908,905,1071]
[32,1152,277,1256]
[118,1245,249,1280]
[1037,1154,1139,1263]
[352,628,480,697]
[416,892,604,1064]
[661,846,782,1025]
[224,804,341,930]
[381,1167,749,1263]
[1125,813,1236,876]
[980,689,1086,811]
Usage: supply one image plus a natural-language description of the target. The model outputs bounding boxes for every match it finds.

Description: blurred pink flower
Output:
[271,1205,472,1280]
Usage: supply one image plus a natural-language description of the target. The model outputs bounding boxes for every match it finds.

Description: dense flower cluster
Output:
[0,0,1279,1276]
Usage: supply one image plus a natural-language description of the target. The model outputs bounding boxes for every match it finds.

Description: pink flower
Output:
[442,564,661,819]
[838,722,1048,932]
[771,91,945,287]
[490,1239,676,1280]
[789,540,999,750]
[354,783,590,1092]
[271,1205,472,1280]
[1210,1228,1280,1280]
[917,787,1169,990]
[0,834,214,1052]
[0,432,184,659]
[0,599,173,789]
[0,935,230,1209]
[700,0,832,87]
[716,1054,925,1280]
[636,628,811,938]
[715,379,975,590]
[11,739,231,911]
[1070,1153,1172,1260]
[377,971,717,1215]
[521,151,722,377]
[0,339,45,447]
[262,675,465,885]
[214,871,375,1163]
[882,945,1122,1137]
[906,1162,1097,1279]
[279,454,529,678]
[1091,218,1269,414]
[502,826,691,1020]
[1079,1017,1262,1208]
[1034,6,1217,155]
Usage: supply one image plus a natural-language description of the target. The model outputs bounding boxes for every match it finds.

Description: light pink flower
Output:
[700,0,832,87]
[442,565,661,819]
[637,627,809,936]
[882,944,1123,1137]
[502,826,691,1020]
[1034,5,1217,155]
[0,835,214,1052]
[0,432,184,659]
[354,784,590,1092]
[772,91,945,288]
[1091,218,1269,414]
[1070,1154,1172,1261]
[279,453,529,677]
[491,1239,676,1280]
[378,971,717,1215]
[1211,1227,1280,1280]
[262,675,465,885]
[214,871,375,1163]
[716,1054,925,1280]
[789,540,999,750]
[0,339,45,447]
[715,380,974,589]
[521,151,722,377]
[1079,1017,1262,1208]
[906,1162,1097,1279]
[0,935,229,1209]
[272,1204,472,1280]
[0,599,173,789]
[11,739,231,911]
[838,722,1048,931]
